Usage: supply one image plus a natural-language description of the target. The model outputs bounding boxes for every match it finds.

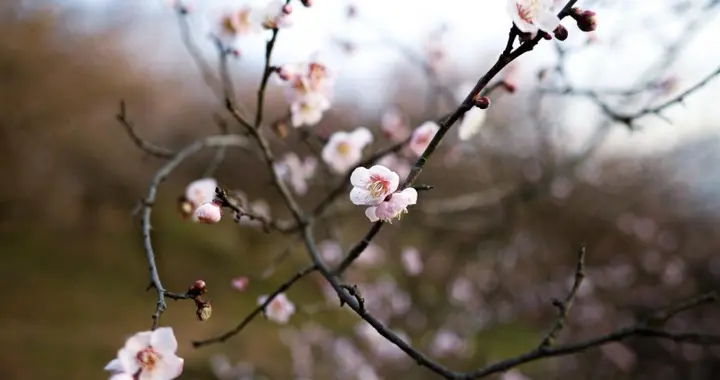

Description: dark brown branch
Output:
[214,186,291,233]
[116,101,175,159]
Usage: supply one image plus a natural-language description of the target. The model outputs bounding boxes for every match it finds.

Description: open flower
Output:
[258,293,296,324]
[322,127,374,174]
[349,165,400,206]
[408,121,439,156]
[104,327,184,380]
[364,188,418,223]
[290,92,331,128]
[192,202,223,224]
[274,153,317,195]
[380,107,410,142]
[260,0,293,30]
[215,6,260,45]
[507,0,560,36]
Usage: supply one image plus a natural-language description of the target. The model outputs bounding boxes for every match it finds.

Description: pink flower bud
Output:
[282,4,292,15]
[571,8,598,32]
[275,64,295,81]
[473,96,491,109]
[193,202,222,224]
[188,280,207,296]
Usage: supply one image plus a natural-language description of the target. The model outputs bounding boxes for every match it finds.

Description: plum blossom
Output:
[429,329,467,357]
[507,0,561,36]
[349,165,400,206]
[400,246,423,276]
[192,201,223,224]
[319,240,343,265]
[258,293,296,324]
[259,0,293,30]
[321,127,374,174]
[110,374,134,380]
[280,62,335,127]
[237,199,271,228]
[231,276,249,291]
[184,178,217,210]
[104,327,184,380]
[408,121,439,156]
[364,187,418,223]
[274,153,317,195]
[211,1,292,48]
[380,107,410,142]
[290,92,331,127]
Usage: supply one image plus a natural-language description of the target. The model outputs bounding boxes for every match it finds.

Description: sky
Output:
[43,0,720,157]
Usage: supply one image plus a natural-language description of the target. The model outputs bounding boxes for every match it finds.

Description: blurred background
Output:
[2,0,720,379]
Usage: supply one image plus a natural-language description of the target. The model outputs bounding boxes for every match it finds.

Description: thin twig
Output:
[116,101,175,159]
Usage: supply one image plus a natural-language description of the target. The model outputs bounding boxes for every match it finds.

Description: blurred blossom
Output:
[380,107,410,142]
[576,300,606,324]
[184,178,217,209]
[332,338,368,375]
[192,201,223,223]
[449,277,474,305]
[550,176,574,199]
[319,239,343,265]
[429,329,467,357]
[237,199,271,228]
[290,91,332,127]
[633,216,658,242]
[322,127,374,174]
[357,365,381,380]
[600,342,637,373]
[400,246,423,276]
[274,153,317,195]
[602,262,636,289]
[408,121,440,157]
[355,243,385,267]
[231,276,249,291]
[279,329,314,380]
[389,289,412,316]
[355,322,410,361]
[501,369,532,380]
[210,355,255,380]
[376,153,411,180]
[281,62,335,128]
[661,258,686,286]
[641,249,663,274]
[258,293,296,324]
[567,276,594,298]
[456,100,487,141]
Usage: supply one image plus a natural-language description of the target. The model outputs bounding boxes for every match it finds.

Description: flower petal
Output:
[149,354,184,380]
[117,348,141,375]
[397,188,418,205]
[365,206,379,222]
[150,327,178,354]
[458,107,486,141]
[535,10,561,32]
[124,331,152,352]
[350,127,373,147]
[350,166,371,187]
[350,188,377,206]
[104,358,125,373]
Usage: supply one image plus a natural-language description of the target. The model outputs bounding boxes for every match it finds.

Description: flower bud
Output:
[281,4,292,15]
[571,8,597,32]
[473,96,491,110]
[553,25,568,41]
[192,202,222,224]
[300,0,312,7]
[188,280,207,296]
[196,301,212,322]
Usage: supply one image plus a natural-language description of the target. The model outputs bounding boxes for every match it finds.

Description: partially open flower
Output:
[349,165,400,206]
[192,202,223,224]
[321,127,374,174]
[185,178,217,209]
[364,187,418,223]
[457,107,487,141]
[274,153,317,195]
[260,0,293,29]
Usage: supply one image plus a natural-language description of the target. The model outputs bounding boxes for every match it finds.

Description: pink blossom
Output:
[322,127,374,174]
[184,178,217,209]
[400,247,423,276]
[380,108,410,142]
[258,293,296,324]
[274,153,317,195]
[408,121,439,157]
[349,165,400,206]
[192,202,222,224]
[364,188,418,223]
[290,92,331,128]
[104,327,184,380]
[231,276,249,291]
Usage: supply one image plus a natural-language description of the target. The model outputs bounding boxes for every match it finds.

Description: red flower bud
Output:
[553,25,568,41]
[473,96,491,109]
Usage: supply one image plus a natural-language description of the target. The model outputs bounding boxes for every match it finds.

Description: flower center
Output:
[220,15,237,35]
[136,347,161,371]
[335,141,351,156]
[516,0,538,24]
[367,175,390,198]
[270,300,284,313]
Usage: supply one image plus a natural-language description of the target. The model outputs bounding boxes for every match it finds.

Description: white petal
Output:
[124,331,152,351]
[150,327,178,354]
[117,348,140,375]
[110,374,134,380]
[458,107,486,141]
[350,188,377,206]
[185,178,217,206]
[104,358,125,373]
[535,10,561,33]
[398,188,418,205]
[149,354,184,380]
[367,166,400,193]
[350,127,373,147]
[350,166,371,187]
[365,206,379,222]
